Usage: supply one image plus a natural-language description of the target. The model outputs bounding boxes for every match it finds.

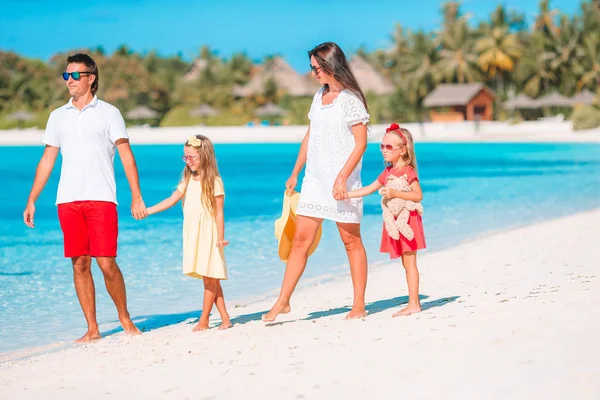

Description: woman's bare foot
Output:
[192,320,210,332]
[75,330,102,343]
[392,305,422,317]
[218,320,233,330]
[344,307,367,320]
[261,302,291,322]
[119,316,142,336]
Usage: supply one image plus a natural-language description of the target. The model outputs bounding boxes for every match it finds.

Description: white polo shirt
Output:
[42,96,129,205]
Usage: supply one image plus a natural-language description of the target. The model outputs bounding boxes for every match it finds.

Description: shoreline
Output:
[0,207,592,359]
[2,208,599,398]
[1,121,600,146]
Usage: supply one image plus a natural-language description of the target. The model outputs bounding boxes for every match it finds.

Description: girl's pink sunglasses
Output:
[380,144,403,151]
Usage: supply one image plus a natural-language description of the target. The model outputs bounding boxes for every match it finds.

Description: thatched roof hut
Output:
[349,55,394,95]
[189,104,219,117]
[126,106,159,120]
[570,90,596,106]
[503,93,540,109]
[537,92,572,107]
[254,102,288,117]
[6,110,35,121]
[423,83,496,121]
[423,83,494,107]
[234,57,318,97]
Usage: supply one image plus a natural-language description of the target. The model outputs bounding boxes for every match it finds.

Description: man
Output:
[23,53,147,342]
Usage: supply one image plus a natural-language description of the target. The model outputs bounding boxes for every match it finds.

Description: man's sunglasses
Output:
[62,71,93,81]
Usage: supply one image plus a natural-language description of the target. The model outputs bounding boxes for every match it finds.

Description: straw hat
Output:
[274,190,322,261]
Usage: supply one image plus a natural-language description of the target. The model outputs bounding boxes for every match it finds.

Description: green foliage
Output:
[2,0,600,126]
[572,105,600,130]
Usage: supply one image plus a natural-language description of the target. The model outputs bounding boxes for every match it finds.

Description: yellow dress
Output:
[177,177,227,280]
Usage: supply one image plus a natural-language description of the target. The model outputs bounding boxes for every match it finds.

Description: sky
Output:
[0,0,582,73]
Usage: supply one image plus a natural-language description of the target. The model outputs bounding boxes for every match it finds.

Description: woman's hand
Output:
[380,187,398,200]
[332,176,347,200]
[285,175,298,195]
[216,239,230,248]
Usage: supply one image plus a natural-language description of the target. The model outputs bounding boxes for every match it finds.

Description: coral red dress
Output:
[378,165,426,258]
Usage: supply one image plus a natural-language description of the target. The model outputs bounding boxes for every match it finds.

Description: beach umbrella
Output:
[570,90,596,106]
[503,93,540,109]
[6,110,35,122]
[126,106,159,120]
[537,92,572,107]
[189,104,219,117]
[254,102,288,117]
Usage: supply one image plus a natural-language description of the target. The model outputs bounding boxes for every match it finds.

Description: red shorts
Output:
[57,201,118,258]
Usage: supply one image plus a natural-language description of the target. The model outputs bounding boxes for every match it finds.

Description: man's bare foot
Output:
[192,320,210,332]
[119,316,142,336]
[218,320,233,330]
[261,302,291,322]
[344,307,367,320]
[392,306,422,317]
[75,330,102,343]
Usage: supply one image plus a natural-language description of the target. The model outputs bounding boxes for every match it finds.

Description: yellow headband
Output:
[187,135,202,147]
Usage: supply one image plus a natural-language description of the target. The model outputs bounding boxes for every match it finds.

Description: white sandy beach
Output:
[1,208,598,399]
[1,121,600,145]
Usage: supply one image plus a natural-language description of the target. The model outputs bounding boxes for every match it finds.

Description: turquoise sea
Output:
[1,142,599,353]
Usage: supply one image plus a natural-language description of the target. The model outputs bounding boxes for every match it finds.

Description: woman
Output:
[263,42,370,322]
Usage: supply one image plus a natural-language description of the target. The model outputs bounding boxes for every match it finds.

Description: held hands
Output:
[23,202,35,228]
[332,176,347,200]
[131,198,148,220]
[216,239,230,248]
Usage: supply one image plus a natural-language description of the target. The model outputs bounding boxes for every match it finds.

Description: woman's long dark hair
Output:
[308,42,369,113]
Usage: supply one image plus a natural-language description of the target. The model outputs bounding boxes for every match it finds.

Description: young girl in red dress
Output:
[346,123,425,316]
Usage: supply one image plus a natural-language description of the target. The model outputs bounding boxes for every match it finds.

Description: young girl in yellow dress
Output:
[147,134,231,331]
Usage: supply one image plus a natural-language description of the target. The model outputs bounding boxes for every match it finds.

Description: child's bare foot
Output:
[262,302,291,322]
[75,329,102,343]
[392,305,422,317]
[192,320,210,332]
[344,307,367,320]
[218,320,233,330]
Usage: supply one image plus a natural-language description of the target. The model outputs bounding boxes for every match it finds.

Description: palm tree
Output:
[517,31,557,97]
[540,15,584,94]
[534,0,559,37]
[578,31,600,90]
[437,17,482,83]
[387,23,411,80]
[476,26,522,93]
[402,31,441,121]
[220,52,253,86]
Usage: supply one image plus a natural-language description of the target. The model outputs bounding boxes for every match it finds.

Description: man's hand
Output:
[131,198,148,220]
[23,202,36,228]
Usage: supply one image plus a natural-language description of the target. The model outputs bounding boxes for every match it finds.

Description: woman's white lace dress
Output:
[297,88,370,223]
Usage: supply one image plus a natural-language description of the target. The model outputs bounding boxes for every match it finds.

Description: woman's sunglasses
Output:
[62,71,93,81]
[309,65,322,74]
[380,144,404,151]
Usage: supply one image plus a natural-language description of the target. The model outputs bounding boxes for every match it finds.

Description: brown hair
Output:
[66,53,99,95]
[308,42,369,113]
